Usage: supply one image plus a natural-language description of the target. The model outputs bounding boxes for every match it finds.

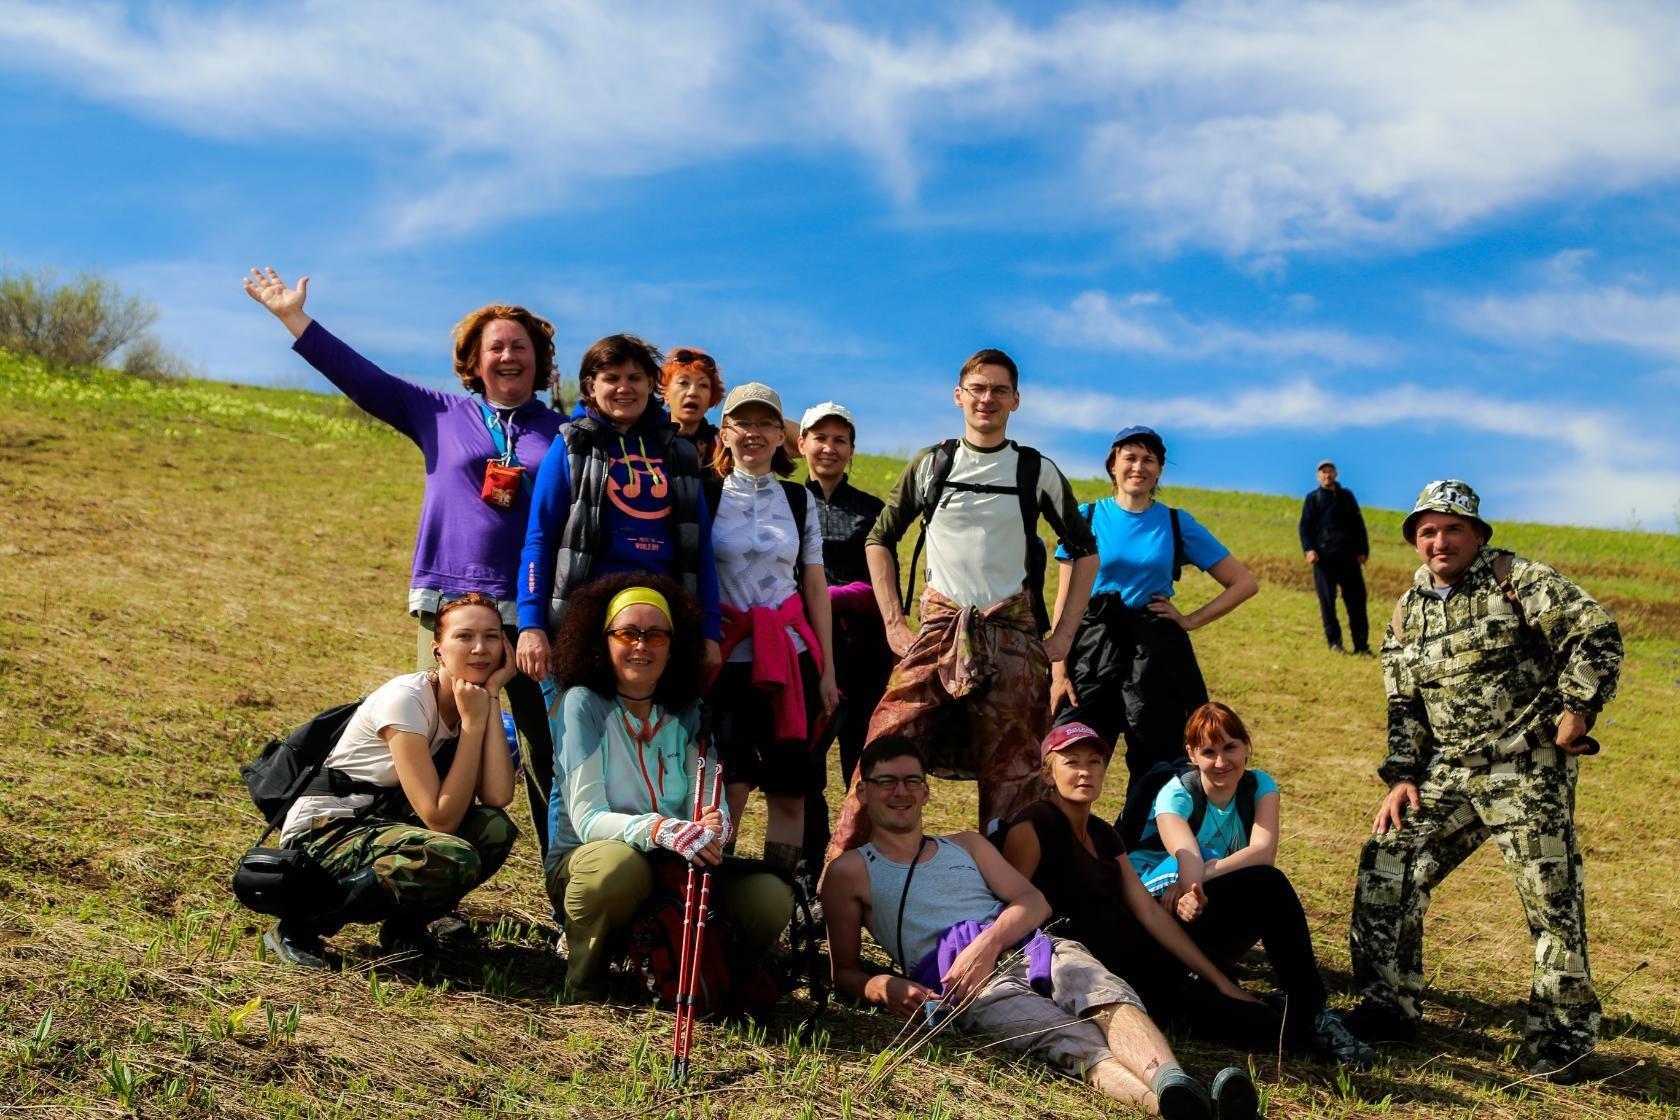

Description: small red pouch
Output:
[480,460,526,509]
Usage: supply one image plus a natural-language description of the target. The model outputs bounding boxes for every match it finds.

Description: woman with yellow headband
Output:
[542,572,793,997]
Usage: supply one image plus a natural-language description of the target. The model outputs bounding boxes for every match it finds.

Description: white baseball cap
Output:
[799,400,856,433]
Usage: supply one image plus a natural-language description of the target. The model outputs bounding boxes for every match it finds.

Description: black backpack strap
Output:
[902,440,960,615]
[1178,768,1210,835]
[1235,771,1260,845]
[1014,446,1050,633]
[1082,500,1095,526]
[1168,505,1186,583]
[703,474,724,521]
[781,480,810,581]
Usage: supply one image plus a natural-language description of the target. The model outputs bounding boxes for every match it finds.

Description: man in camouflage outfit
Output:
[1346,480,1622,1081]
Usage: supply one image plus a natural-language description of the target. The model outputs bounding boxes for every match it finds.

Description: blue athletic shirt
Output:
[1054,498,1229,607]
[1128,768,1279,893]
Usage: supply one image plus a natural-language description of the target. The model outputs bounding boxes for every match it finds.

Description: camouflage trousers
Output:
[826,588,1049,862]
[1349,746,1598,1061]
[298,805,518,918]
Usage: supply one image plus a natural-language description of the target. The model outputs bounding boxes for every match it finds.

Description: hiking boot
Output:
[1210,1066,1258,1120]
[1328,642,1346,654]
[264,920,330,969]
[378,917,440,958]
[1341,1000,1416,1046]
[1152,1069,1213,1120]
[1352,646,1374,657]
[1526,1050,1590,1085]
[1313,1008,1376,1069]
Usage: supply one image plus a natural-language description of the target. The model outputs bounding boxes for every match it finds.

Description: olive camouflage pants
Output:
[298,805,518,918]
[1349,746,1598,1062]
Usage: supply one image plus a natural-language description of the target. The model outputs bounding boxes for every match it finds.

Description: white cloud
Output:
[1027,290,1389,365]
[1450,285,1680,360]
[3,1,1677,253]
[1021,377,1661,463]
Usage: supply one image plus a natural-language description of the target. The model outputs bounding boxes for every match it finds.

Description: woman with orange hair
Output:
[660,346,725,466]
[245,267,563,845]
[1126,702,1373,1066]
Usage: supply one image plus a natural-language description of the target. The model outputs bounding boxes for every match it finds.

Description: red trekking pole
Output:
[670,759,725,1083]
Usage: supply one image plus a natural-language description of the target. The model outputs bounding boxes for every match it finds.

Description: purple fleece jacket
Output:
[292,321,563,601]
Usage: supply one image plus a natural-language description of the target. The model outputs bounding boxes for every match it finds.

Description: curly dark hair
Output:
[551,572,704,708]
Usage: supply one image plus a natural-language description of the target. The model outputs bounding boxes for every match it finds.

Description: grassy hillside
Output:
[2,353,1676,1117]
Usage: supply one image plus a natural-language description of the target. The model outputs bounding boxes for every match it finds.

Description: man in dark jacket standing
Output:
[1299,460,1370,654]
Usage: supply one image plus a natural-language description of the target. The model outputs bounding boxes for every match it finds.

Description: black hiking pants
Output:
[1055,593,1209,790]
[1312,552,1368,651]
[1188,865,1328,1047]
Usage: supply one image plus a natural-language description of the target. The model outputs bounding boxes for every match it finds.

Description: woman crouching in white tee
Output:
[266,593,519,968]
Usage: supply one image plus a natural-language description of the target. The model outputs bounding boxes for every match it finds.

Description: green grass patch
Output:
[2,355,1677,1116]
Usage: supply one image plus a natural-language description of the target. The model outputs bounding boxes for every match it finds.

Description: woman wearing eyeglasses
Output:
[516,335,723,853]
[544,572,793,998]
[706,383,840,882]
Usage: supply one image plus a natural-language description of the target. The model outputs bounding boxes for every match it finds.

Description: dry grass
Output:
[2,354,1677,1116]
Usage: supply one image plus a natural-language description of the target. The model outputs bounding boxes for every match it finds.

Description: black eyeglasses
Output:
[862,774,928,791]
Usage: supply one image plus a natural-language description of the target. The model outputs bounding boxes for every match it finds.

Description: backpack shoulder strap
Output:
[902,441,960,615]
[1491,552,1526,628]
[1235,771,1260,845]
[1014,444,1042,539]
[703,474,724,520]
[1178,768,1210,835]
[781,480,810,578]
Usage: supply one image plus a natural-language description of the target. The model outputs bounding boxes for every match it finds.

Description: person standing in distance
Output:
[827,348,1099,859]
[1298,460,1371,655]
[1346,481,1622,1083]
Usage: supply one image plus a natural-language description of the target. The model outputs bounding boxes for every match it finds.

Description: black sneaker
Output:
[1352,646,1374,657]
[1341,1000,1416,1045]
[1153,1069,1213,1120]
[1329,642,1346,654]
[264,920,330,969]
[1210,1066,1258,1120]
[1313,1008,1376,1069]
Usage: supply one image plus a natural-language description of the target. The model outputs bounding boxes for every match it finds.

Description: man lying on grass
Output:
[821,736,1255,1120]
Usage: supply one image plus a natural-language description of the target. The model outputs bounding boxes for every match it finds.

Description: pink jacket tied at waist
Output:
[719,594,821,746]
[917,586,1039,700]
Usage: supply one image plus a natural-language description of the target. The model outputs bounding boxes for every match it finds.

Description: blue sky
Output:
[4,0,1678,530]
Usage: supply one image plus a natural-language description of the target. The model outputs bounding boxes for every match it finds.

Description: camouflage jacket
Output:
[1378,547,1622,785]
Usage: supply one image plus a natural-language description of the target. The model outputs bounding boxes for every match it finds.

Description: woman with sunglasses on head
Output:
[660,347,725,468]
[706,383,840,883]
[516,335,723,853]
[266,593,519,969]
[244,268,562,846]
[544,573,793,998]
[1050,425,1258,788]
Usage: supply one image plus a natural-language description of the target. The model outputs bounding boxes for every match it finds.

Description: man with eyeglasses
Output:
[822,736,1243,1118]
[826,348,1098,860]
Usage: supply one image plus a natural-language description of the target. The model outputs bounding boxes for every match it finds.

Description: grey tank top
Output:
[860,836,1004,970]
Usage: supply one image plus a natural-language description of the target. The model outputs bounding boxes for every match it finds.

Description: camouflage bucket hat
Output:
[1401,479,1493,543]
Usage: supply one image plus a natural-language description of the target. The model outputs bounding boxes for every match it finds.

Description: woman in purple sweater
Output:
[245,266,565,848]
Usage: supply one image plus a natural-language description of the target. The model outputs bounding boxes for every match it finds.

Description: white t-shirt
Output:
[711,469,824,662]
[869,440,1092,610]
[279,672,459,842]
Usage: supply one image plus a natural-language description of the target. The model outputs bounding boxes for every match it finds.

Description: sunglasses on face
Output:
[862,774,927,791]
[606,626,673,650]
